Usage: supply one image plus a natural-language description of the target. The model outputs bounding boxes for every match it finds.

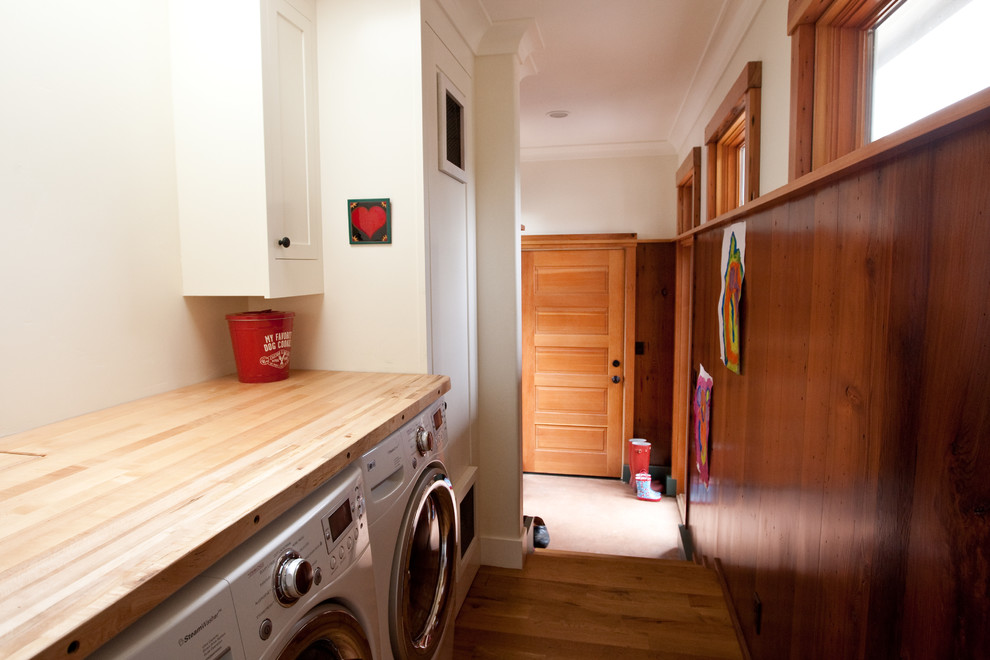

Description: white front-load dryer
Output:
[92,464,380,660]
[360,398,457,660]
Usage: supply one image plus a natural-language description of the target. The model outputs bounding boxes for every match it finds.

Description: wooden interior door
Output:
[522,235,636,477]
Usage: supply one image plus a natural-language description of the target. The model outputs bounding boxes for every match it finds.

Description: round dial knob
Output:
[414,426,433,456]
[274,551,313,605]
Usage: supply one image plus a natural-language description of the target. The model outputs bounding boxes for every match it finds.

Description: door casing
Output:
[521,233,637,478]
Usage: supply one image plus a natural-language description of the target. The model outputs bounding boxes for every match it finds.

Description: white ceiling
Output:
[476,0,764,159]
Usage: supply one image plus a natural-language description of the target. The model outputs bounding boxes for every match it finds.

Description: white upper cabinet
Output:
[170,0,323,298]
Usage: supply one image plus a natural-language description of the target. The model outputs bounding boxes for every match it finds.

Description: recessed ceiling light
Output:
[546,110,570,119]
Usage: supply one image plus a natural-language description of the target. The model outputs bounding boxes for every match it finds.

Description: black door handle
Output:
[611,375,621,384]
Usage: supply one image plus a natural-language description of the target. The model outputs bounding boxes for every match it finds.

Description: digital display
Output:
[327,499,353,542]
[433,407,443,430]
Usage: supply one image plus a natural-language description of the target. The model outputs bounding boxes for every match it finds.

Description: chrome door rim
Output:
[389,466,458,659]
[274,602,374,660]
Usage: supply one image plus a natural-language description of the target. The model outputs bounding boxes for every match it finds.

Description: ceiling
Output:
[476,0,764,159]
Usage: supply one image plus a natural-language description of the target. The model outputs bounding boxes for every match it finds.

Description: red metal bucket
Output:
[225,310,294,383]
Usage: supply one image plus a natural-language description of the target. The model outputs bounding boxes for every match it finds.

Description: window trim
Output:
[788,0,899,179]
[705,61,762,221]
[676,147,701,234]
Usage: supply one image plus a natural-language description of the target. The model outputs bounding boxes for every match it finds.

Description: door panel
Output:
[536,385,608,413]
[522,243,633,477]
[535,347,609,374]
[534,425,607,451]
[535,309,610,334]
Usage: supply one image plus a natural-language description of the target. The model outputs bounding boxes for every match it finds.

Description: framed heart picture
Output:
[348,198,391,244]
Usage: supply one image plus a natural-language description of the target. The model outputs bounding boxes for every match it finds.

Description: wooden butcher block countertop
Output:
[0,370,450,660]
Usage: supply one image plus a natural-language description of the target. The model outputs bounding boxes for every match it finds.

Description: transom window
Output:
[871,0,990,139]
[705,61,761,221]
[676,147,701,233]
[789,0,990,178]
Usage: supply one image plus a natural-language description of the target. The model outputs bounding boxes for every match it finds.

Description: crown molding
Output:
[431,0,492,52]
[433,0,542,70]
[667,0,765,154]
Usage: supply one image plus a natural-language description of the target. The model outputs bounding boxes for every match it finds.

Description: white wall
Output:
[282,0,430,375]
[677,0,792,215]
[0,1,241,437]
[520,154,679,239]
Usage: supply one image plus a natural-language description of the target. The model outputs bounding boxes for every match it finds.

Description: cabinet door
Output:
[172,0,323,298]
[265,0,322,269]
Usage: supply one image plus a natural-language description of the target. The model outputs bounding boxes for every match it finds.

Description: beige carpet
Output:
[523,473,682,560]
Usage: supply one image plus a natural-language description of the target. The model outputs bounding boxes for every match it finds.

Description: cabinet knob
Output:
[278,236,291,248]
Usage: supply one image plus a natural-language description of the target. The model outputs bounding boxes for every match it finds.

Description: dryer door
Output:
[389,466,458,659]
[275,603,374,660]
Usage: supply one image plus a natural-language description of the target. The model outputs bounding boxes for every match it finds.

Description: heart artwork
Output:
[352,205,387,240]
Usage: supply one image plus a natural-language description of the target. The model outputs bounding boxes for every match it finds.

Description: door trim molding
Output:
[520,233,637,478]
[522,233,638,251]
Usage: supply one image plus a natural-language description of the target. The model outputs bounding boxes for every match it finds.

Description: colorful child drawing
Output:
[694,364,713,489]
[718,222,746,374]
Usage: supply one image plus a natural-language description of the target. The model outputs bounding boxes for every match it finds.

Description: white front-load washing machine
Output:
[360,398,457,660]
[92,464,380,660]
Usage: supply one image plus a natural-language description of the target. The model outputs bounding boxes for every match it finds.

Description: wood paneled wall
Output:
[685,101,990,658]
[634,241,676,466]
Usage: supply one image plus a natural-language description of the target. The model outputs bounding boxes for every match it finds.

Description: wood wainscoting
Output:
[633,240,676,468]
[678,90,990,658]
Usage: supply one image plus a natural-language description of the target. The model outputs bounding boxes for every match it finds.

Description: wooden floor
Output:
[454,550,746,660]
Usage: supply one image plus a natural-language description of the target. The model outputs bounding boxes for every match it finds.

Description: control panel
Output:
[204,466,369,659]
[406,400,447,461]
[361,397,447,523]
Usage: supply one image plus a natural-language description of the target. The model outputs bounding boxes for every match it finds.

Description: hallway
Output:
[454,550,746,659]
[523,473,682,558]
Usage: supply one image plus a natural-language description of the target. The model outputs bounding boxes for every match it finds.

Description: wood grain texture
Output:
[670,238,695,500]
[522,238,636,478]
[789,23,816,180]
[0,370,449,660]
[682,90,990,657]
[634,241,676,467]
[706,62,762,220]
[794,0,896,173]
[455,550,745,659]
[677,148,702,233]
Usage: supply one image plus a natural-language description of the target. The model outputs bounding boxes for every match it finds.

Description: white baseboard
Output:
[479,534,526,569]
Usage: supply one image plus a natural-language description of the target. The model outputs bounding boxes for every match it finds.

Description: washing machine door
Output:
[390,466,458,660]
[275,603,374,660]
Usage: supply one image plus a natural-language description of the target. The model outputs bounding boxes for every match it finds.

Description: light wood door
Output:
[522,237,635,477]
